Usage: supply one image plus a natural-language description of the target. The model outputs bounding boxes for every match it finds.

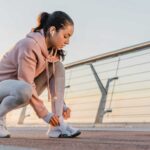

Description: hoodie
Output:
[0,30,59,118]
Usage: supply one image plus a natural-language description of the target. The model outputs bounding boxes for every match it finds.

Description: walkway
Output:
[0,126,150,150]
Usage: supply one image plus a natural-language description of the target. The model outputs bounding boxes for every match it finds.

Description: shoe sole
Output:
[0,135,11,138]
[58,131,81,138]
[71,131,81,138]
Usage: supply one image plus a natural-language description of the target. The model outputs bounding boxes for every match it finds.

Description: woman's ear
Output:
[49,26,56,37]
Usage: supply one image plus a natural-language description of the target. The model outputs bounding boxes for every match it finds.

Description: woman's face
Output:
[49,24,74,50]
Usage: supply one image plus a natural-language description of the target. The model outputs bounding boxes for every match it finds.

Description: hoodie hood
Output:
[26,29,49,58]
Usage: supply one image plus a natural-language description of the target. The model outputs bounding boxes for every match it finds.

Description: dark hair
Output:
[33,11,74,61]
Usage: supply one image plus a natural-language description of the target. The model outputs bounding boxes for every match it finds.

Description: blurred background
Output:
[0,0,150,64]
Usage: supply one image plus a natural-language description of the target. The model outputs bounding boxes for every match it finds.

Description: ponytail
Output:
[33,12,50,32]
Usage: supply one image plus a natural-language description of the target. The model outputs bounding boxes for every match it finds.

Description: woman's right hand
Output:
[49,115,60,127]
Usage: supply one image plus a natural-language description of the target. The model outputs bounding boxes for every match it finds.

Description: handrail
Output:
[65,41,150,69]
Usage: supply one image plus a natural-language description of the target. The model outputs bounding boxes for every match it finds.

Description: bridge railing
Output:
[64,41,150,125]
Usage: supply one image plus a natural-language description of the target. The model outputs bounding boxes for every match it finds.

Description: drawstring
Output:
[46,49,58,101]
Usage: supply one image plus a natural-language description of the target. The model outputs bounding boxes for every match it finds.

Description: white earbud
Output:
[51,31,55,37]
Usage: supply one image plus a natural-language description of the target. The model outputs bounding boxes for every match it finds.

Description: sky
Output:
[0,0,150,64]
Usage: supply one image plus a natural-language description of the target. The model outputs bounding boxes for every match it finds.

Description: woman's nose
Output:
[65,39,69,45]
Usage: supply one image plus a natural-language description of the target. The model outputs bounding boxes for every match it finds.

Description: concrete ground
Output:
[0,126,150,150]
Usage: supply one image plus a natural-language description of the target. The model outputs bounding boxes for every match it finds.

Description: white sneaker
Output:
[47,125,71,138]
[47,121,81,138]
[0,117,10,138]
[66,124,81,137]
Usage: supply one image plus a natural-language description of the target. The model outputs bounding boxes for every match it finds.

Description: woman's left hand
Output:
[63,107,71,120]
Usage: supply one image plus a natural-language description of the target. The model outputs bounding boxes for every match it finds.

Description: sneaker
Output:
[66,124,81,138]
[47,123,81,138]
[59,116,81,137]
[47,125,71,138]
[0,117,10,138]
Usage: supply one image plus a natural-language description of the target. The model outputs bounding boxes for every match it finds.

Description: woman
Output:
[0,11,81,138]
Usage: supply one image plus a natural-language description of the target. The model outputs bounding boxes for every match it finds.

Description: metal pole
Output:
[89,64,107,95]
[89,64,118,124]
[18,106,27,124]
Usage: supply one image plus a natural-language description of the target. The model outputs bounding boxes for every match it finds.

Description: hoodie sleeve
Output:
[17,47,49,118]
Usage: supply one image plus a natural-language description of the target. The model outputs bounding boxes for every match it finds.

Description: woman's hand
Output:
[63,107,71,120]
[49,115,60,127]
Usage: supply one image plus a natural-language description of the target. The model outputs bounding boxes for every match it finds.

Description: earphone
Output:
[51,31,55,37]
[48,31,54,39]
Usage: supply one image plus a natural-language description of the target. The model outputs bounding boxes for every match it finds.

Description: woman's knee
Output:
[12,81,32,105]
[54,62,65,77]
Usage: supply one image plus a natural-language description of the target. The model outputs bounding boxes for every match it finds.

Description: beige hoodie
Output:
[0,30,59,118]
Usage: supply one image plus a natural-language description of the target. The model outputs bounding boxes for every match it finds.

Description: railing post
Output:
[18,106,27,124]
[89,64,118,124]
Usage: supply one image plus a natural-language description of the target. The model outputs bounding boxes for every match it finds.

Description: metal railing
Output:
[64,41,150,124]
